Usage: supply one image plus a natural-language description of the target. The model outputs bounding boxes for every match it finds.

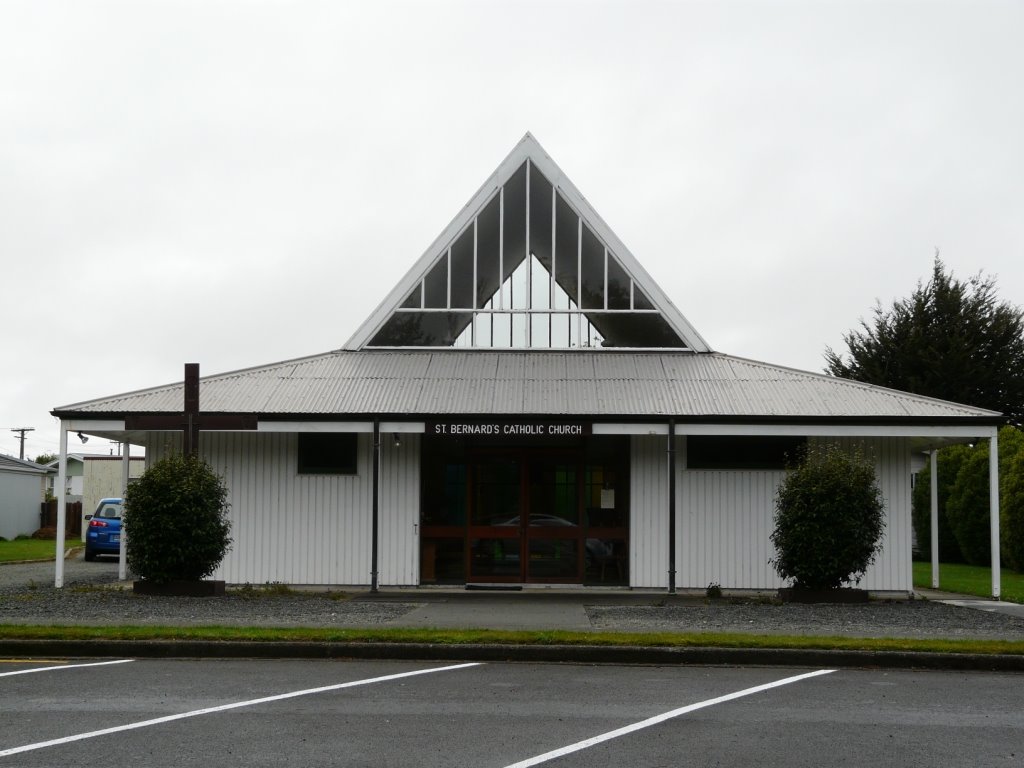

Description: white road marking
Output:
[0,661,481,757]
[0,659,134,678]
[502,668,837,768]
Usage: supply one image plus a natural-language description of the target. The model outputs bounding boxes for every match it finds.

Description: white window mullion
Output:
[549,186,556,347]
[499,186,504,311]
[472,218,478,346]
[526,159,532,314]
[577,216,583,347]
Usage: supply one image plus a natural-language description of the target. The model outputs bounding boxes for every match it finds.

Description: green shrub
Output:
[1003,448,1024,572]
[945,428,1024,568]
[123,453,232,583]
[771,443,885,590]
[945,446,992,566]
[911,445,969,563]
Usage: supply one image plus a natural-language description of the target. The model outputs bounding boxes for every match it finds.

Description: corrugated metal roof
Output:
[52,350,1002,422]
[0,454,51,474]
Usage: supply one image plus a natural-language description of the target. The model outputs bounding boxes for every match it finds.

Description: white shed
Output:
[0,454,50,540]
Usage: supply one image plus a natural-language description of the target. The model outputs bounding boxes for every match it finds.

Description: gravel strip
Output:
[0,560,420,628]
[586,602,1024,640]
[4,558,1024,639]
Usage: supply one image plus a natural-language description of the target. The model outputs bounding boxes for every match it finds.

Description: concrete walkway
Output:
[914,588,1024,619]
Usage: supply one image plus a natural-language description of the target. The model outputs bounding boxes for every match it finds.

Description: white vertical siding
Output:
[815,437,912,592]
[379,433,420,586]
[147,432,381,585]
[630,434,669,588]
[0,471,45,540]
[140,430,912,591]
[678,469,786,590]
[672,436,912,592]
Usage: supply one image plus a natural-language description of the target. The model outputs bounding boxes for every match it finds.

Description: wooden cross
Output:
[125,363,257,455]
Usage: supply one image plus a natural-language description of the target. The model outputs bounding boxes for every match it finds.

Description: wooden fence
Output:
[39,501,83,537]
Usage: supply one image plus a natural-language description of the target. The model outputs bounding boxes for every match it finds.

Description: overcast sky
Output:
[2,0,1022,460]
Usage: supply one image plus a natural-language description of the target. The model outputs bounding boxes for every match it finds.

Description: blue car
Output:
[84,498,123,561]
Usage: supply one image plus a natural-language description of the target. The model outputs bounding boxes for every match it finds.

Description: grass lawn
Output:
[0,537,82,563]
[1,623,1023,657]
[913,561,1024,604]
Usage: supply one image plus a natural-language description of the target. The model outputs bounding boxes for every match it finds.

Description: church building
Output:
[52,134,1003,593]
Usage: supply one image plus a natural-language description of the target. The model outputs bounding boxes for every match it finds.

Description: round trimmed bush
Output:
[123,453,232,583]
[771,443,885,590]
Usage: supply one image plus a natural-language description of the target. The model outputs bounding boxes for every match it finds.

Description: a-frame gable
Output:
[344,133,711,352]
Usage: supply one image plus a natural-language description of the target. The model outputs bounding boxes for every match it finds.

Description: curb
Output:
[2,639,1022,671]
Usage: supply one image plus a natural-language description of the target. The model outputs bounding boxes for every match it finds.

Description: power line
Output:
[9,428,34,460]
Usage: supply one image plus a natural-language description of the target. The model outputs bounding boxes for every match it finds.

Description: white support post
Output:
[55,424,68,588]
[990,430,1001,599]
[119,442,130,581]
[930,450,939,589]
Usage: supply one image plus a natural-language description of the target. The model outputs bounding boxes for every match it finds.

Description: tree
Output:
[825,257,1024,424]
[771,443,885,590]
[123,453,232,583]
[33,453,57,466]
[943,427,1024,568]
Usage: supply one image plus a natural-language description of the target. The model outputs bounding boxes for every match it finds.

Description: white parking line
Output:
[0,661,482,758]
[502,668,836,768]
[0,659,134,678]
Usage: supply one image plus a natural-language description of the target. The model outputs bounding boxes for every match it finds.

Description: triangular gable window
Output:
[356,136,708,351]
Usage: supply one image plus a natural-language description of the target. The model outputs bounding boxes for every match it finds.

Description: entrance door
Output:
[467,453,584,583]
[419,435,630,586]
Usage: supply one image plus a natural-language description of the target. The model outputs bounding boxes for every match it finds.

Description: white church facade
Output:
[52,134,1003,593]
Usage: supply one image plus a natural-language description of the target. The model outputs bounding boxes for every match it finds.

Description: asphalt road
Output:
[2,658,1021,767]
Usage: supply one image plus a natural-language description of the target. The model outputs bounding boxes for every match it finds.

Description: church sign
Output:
[427,421,591,438]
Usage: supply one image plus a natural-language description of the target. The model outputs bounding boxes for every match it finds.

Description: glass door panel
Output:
[468,459,522,581]
[527,538,579,579]
[525,460,583,582]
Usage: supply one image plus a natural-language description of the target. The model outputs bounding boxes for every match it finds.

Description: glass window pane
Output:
[633,284,654,310]
[421,537,465,583]
[554,193,579,307]
[476,194,501,309]
[368,312,473,346]
[492,313,512,348]
[530,312,550,348]
[450,227,475,309]
[526,538,578,579]
[424,253,448,308]
[475,312,492,347]
[529,164,553,275]
[584,539,627,585]
[510,258,529,310]
[580,223,604,310]
[473,461,520,525]
[551,313,571,348]
[606,255,631,310]
[512,312,528,347]
[400,286,421,309]
[502,162,527,297]
[470,537,521,578]
[585,313,684,348]
[531,255,551,310]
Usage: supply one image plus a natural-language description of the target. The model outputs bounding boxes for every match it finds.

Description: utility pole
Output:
[10,428,34,460]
